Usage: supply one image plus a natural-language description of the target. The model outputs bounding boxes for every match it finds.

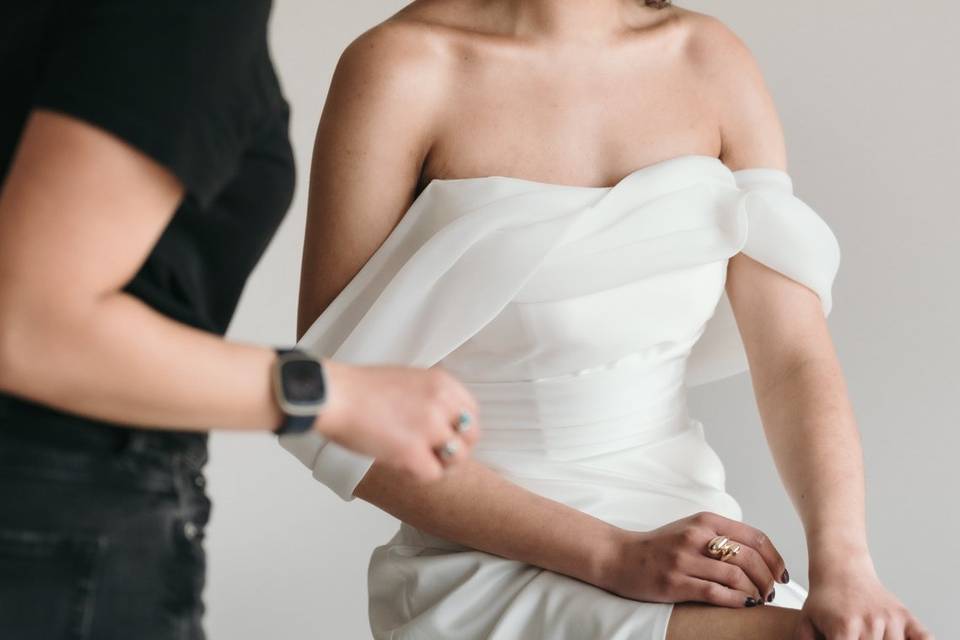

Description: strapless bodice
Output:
[442,259,722,466]
[281,155,841,510]
[440,261,725,382]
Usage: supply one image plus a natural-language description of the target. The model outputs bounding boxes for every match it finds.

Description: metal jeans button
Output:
[193,475,205,489]
[183,521,199,541]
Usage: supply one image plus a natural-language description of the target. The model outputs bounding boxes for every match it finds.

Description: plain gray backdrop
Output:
[208,1,959,637]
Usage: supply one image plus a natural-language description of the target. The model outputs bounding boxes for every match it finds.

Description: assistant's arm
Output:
[0,110,284,432]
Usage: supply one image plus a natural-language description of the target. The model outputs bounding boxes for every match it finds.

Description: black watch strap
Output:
[273,349,327,436]
[276,413,315,436]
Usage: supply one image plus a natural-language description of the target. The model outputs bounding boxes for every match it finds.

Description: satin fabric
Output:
[281,155,840,638]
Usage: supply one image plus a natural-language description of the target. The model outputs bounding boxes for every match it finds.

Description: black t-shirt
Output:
[0,1,296,449]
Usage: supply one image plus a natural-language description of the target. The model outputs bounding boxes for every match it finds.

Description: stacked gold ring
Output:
[706,535,742,563]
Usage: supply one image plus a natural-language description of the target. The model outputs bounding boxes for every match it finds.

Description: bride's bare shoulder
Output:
[667,7,786,169]
[326,1,492,122]
[654,7,761,73]
[335,0,491,78]
[317,7,468,150]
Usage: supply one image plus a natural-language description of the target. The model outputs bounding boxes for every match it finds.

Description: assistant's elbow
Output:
[0,317,20,393]
[0,296,52,396]
[0,307,28,394]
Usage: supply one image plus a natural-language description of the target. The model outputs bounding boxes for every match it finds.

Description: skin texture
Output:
[0,112,478,482]
[300,1,932,638]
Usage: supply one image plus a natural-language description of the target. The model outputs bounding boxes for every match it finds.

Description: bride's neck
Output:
[506,0,646,40]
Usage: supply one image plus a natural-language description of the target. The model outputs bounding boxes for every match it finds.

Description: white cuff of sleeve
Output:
[278,431,375,501]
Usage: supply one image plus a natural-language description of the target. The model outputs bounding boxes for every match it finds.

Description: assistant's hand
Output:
[601,512,789,608]
[796,556,932,640]
[315,362,480,482]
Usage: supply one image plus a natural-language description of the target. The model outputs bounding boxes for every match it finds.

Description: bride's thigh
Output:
[666,603,801,640]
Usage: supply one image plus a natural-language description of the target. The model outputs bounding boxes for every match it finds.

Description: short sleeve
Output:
[33,0,276,208]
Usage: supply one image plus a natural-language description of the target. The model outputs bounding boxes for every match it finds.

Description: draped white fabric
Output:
[280,156,839,497]
[280,155,840,638]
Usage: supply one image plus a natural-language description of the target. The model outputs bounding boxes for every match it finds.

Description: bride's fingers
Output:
[701,513,787,583]
[678,577,758,609]
[719,543,776,601]
[688,556,758,599]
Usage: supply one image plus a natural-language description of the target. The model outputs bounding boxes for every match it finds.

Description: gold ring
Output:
[706,535,741,562]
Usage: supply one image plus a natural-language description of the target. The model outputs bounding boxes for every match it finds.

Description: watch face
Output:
[281,358,326,406]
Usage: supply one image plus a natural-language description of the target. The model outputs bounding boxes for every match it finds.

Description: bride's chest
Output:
[422,66,719,189]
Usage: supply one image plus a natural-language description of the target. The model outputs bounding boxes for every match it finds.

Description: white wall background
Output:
[208,2,960,637]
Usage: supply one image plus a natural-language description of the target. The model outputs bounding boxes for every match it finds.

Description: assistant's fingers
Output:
[679,577,759,609]
[434,434,468,468]
[415,405,467,470]
[430,367,480,443]
[687,556,758,599]
[451,401,480,446]
[432,396,478,454]
[396,445,445,483]
[707,514,787,583]
[439,390,481,447]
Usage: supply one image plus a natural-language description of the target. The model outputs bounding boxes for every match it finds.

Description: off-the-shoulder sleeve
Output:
[685,168,841,385]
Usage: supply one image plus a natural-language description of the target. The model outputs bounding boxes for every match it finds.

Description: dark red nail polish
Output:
[767,588,776,602]
[780,569,790,583]
[745,597,758,607]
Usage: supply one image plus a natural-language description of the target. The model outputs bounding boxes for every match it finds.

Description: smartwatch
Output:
[272,349,328,435]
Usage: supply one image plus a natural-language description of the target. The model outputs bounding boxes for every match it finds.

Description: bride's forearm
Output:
[355,459,623,589]
[752,353,873,576]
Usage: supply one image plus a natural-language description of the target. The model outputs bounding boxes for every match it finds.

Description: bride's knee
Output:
[666,603,800,640]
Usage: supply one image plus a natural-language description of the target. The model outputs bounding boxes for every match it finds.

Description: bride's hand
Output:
[315,362,480,481]
[796,554,933,640]
[601,512,789,608]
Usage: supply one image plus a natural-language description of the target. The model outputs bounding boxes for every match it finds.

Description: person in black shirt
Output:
[0,2,479,638]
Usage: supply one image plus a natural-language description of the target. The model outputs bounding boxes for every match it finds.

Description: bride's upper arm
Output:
[297,21,451,338]
[691,18,833,374]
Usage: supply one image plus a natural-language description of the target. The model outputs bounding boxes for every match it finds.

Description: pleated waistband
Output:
[466,356,690,456]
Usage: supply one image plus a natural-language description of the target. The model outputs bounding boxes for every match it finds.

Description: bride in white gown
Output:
[282,2,930,638]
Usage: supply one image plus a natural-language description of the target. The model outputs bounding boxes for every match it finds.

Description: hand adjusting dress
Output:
[281,155,841,639]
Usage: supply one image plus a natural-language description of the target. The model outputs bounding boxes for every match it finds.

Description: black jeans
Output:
[0,429,211,640]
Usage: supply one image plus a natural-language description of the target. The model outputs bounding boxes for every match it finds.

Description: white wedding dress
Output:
[281,155,841,639]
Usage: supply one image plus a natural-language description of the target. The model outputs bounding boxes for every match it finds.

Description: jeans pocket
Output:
[0,529,106,640]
